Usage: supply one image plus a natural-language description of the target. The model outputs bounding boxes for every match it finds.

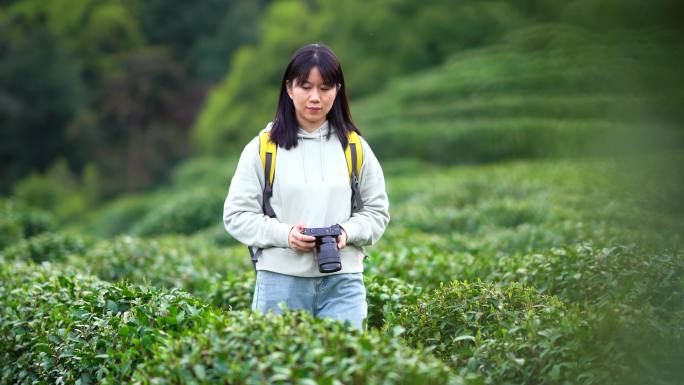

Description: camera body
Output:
[301,224,343,273]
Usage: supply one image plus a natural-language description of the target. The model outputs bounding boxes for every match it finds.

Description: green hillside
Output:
[63,33,684,239]
[354,27,683,164]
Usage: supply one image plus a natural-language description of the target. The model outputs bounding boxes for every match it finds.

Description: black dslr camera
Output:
[301,224,343,273]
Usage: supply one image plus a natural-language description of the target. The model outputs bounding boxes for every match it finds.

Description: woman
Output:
[223,43,390,331]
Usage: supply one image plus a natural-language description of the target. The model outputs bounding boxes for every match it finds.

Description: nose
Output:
[309,88,320,102]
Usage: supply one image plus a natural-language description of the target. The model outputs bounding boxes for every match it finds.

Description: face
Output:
[286,66,338,131]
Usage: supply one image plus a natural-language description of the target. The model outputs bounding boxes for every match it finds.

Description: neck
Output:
[299,119,326,133]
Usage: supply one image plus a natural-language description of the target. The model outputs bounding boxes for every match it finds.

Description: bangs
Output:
[290,52,341,87]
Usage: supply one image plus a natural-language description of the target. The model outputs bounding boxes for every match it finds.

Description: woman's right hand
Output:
[288,223,316,252]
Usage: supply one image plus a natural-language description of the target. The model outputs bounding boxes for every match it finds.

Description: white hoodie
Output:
[223,120,390,277]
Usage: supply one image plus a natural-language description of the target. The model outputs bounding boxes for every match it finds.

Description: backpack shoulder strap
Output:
[251,130,277,268]
[258,131,277,218]
[345,131,364,211]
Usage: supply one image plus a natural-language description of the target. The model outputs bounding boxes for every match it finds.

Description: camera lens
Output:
[317,235,341,273]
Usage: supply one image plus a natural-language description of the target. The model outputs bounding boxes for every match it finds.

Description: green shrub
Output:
[169,156,236,191]
[502,243,684,305]
[0,199,56,249]
[203,272,426,332]
[192,223,240,247]
[392,280,584,384]
[77,194,160,237]
[2,232,91,263]
[365,157,679,291]
[132,309,462,385]
[1,261,462,385]
[0,261,211,385]
[11,158,87,221]
[65,235,250,298]
[205,269,255,311]
[204,271,429,332]
[512,243,684,384]
[365,275,424,330]
[130,187,225,236]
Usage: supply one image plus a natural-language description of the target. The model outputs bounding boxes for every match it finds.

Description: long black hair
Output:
[270,43,360,149]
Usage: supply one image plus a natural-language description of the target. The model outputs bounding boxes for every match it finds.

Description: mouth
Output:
[306,107,322,111]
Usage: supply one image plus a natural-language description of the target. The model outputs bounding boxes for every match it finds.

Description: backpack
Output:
[248,129,364,266]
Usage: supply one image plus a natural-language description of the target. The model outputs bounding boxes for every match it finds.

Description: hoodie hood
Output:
[260,120,331,140]
[297,120,331,139]
[260,120,333,183]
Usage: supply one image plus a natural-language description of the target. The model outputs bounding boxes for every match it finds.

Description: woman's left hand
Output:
[337,228,347,249]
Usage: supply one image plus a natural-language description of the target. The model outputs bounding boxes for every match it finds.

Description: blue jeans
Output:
[251,270,368,331]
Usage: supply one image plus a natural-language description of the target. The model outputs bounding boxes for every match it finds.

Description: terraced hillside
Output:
[353,31,683,164]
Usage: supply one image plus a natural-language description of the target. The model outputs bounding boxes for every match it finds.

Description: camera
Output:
[301,224,343,273]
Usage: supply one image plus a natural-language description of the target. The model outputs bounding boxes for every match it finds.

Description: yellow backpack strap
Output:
[259,131,277,218]
[345,131,364,211]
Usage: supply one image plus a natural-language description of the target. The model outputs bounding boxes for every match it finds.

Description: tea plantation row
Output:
[1,155,682,384]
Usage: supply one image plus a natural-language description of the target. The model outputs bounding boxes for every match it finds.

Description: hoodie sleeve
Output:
[223,136,292,248]
[339,137,390,247]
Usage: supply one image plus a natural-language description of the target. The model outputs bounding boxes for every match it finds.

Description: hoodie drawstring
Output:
[300,137,308,183]
[298,121,328,183]
[319,128,325,182]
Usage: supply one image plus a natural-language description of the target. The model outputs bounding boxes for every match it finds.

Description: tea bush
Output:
[3,153,681,384]
[206,273,427,332]
[130,187,225,236]
[0,199,56,249]
[169,156,236,191]
[364,275,424,330]
[0,261,211,385]
[517,244,684,384]
[193,223,241,247]
[76,194,162,237]
[5,230,428,331]
[205,269,255,311]
[2,231,91,263]
[65,235,250,297]
[1,261,463,385]
[365,157,680,292]
[127,263,428,331]
[132,309,462,385]
[391,280,585,384]
[71,157,237,239]
[20,234,416,330]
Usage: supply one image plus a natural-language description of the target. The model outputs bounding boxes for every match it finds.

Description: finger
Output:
[292,224,314,240]
[294,232,316,242]
[337,236,346,249]
[294,233,315,244]
[293,239,315,251]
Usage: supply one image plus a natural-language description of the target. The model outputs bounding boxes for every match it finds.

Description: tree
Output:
[0,20,84,193]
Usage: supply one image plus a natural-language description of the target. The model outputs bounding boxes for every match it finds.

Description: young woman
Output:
[223,43,390,331]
